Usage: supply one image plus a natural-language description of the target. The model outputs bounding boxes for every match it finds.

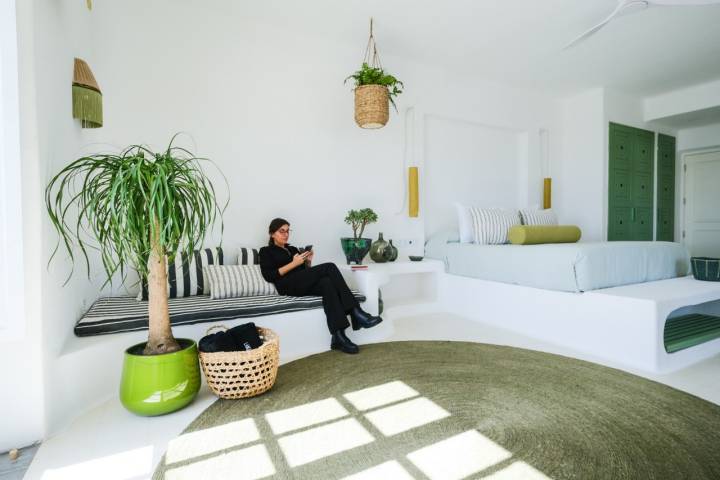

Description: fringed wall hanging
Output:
[72,58,103,128]
[345,18,404,129]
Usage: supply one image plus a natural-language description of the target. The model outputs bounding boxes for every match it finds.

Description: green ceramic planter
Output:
[120,338,200,416]
[340,237,372,265]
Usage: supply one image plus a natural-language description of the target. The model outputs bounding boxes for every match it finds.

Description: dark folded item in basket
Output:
[228,322,263,351]
[198,322,263,352]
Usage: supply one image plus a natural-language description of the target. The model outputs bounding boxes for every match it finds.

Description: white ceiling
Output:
[247,0,720,97]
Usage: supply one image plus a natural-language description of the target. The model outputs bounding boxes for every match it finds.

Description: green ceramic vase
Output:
[370,232,392,263]
[387,239,398,262]
[120,338,200,416]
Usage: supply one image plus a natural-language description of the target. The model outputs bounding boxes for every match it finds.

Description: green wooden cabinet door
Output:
[608,123,655,241]
[657,134,676,242]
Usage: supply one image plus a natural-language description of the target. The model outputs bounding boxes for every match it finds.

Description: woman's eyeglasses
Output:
[277,229,291,235]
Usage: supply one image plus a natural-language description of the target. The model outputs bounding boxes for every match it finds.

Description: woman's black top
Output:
[259,244,307,284]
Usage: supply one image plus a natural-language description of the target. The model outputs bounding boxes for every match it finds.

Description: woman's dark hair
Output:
[268,217,290,246]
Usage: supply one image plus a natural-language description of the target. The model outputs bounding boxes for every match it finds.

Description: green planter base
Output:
[120,338,200,416]
[340,237,372,265]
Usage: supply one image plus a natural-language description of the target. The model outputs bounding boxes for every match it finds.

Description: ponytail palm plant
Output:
[45,137,227,355]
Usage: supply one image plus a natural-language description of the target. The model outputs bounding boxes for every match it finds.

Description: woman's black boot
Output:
[331,330,359,354]
[349,306,383,331]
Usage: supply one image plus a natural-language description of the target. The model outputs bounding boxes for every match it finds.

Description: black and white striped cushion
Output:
[205,265,277,299]
[519,209,558,226]
[238,247,260,265]
[136,247,224,301]
[468,208,521,245]
[75,291,366,337]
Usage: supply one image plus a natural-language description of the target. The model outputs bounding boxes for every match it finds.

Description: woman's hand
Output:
[292,252,310,267]
[306,250,314,262]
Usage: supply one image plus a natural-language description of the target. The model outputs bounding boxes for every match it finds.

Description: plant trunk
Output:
[143,222,180,355]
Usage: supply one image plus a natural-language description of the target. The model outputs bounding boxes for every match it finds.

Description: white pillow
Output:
[454,202,474,243]
[519,209,558,226]
[204,265,277,299]
[468,208,521,245]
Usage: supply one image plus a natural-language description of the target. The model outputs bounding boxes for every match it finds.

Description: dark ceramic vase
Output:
[387,239,398,262]
[370,233,391,263]
[340,237,372,265]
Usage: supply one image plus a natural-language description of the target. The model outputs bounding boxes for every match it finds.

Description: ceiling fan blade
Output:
[563,0,649,50]
[648,0,720,5]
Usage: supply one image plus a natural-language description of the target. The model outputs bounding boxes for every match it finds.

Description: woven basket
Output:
[691,257,720,282]
[354,85,389,129]
[199,326,280,399]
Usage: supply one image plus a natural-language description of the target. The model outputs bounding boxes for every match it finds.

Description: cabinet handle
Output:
[631,207,636,222]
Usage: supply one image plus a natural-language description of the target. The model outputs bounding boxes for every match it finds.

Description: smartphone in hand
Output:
[303,245,313,253]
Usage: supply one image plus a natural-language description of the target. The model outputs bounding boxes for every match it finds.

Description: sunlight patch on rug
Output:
[164,444,274,480]
[407,430,512,480]
[364,396,450,436]
[165,418,259,464]
[265,397,348,435]
[343,380,419,411]
[278,418,375,467]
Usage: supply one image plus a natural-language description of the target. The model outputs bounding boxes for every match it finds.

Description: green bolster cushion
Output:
[508,225,582,245]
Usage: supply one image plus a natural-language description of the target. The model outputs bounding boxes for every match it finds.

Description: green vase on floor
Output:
[370,232,392,263]
[120,338,200,416]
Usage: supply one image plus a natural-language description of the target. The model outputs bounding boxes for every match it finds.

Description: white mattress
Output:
[425,232,691,292]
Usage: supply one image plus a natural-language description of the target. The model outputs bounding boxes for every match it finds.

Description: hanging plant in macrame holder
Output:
[72,58,103,128]
[345,19,404,129]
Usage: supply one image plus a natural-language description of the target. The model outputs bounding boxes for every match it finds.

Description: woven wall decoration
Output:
[72,58,103,128]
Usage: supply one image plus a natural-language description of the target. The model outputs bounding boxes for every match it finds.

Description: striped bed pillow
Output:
[520,208,558,226]
[136,247,224,301]
[204,265,278,299]
[238,247,260,265]
[468,208,521,245]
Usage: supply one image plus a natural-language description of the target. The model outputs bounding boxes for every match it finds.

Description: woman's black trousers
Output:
[276,263,359,333]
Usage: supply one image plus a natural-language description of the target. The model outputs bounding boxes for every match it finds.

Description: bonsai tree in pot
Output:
[341,208,378,264]
[45,136,226,415]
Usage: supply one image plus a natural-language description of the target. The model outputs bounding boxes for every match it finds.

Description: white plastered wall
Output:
[677,122,720,151]
[0,0,44,453]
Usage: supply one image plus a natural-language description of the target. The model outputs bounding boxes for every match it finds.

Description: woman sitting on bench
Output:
[259,217,382,354]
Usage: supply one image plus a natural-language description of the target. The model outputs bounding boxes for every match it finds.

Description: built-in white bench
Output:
[54,290,370,434]
[441,274,720,373]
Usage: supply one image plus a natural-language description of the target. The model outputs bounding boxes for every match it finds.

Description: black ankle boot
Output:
[331,330,359,354]
[349,306,383,331]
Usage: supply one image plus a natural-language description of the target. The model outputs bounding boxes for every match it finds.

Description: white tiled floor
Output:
[23,312,720,480]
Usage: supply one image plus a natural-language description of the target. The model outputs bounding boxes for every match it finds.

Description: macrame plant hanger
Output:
[363,18,383,71]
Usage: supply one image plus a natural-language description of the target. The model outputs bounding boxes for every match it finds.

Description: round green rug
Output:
[154,342,720,480]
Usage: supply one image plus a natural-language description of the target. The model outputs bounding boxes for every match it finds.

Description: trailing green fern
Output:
[345,63,404,110]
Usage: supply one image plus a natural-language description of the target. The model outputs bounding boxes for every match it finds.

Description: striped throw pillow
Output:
[520,209,558,226]
[136,247,224,301]
[204,265,278,299]
[238,247,260,265]
[468,208,521,245]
